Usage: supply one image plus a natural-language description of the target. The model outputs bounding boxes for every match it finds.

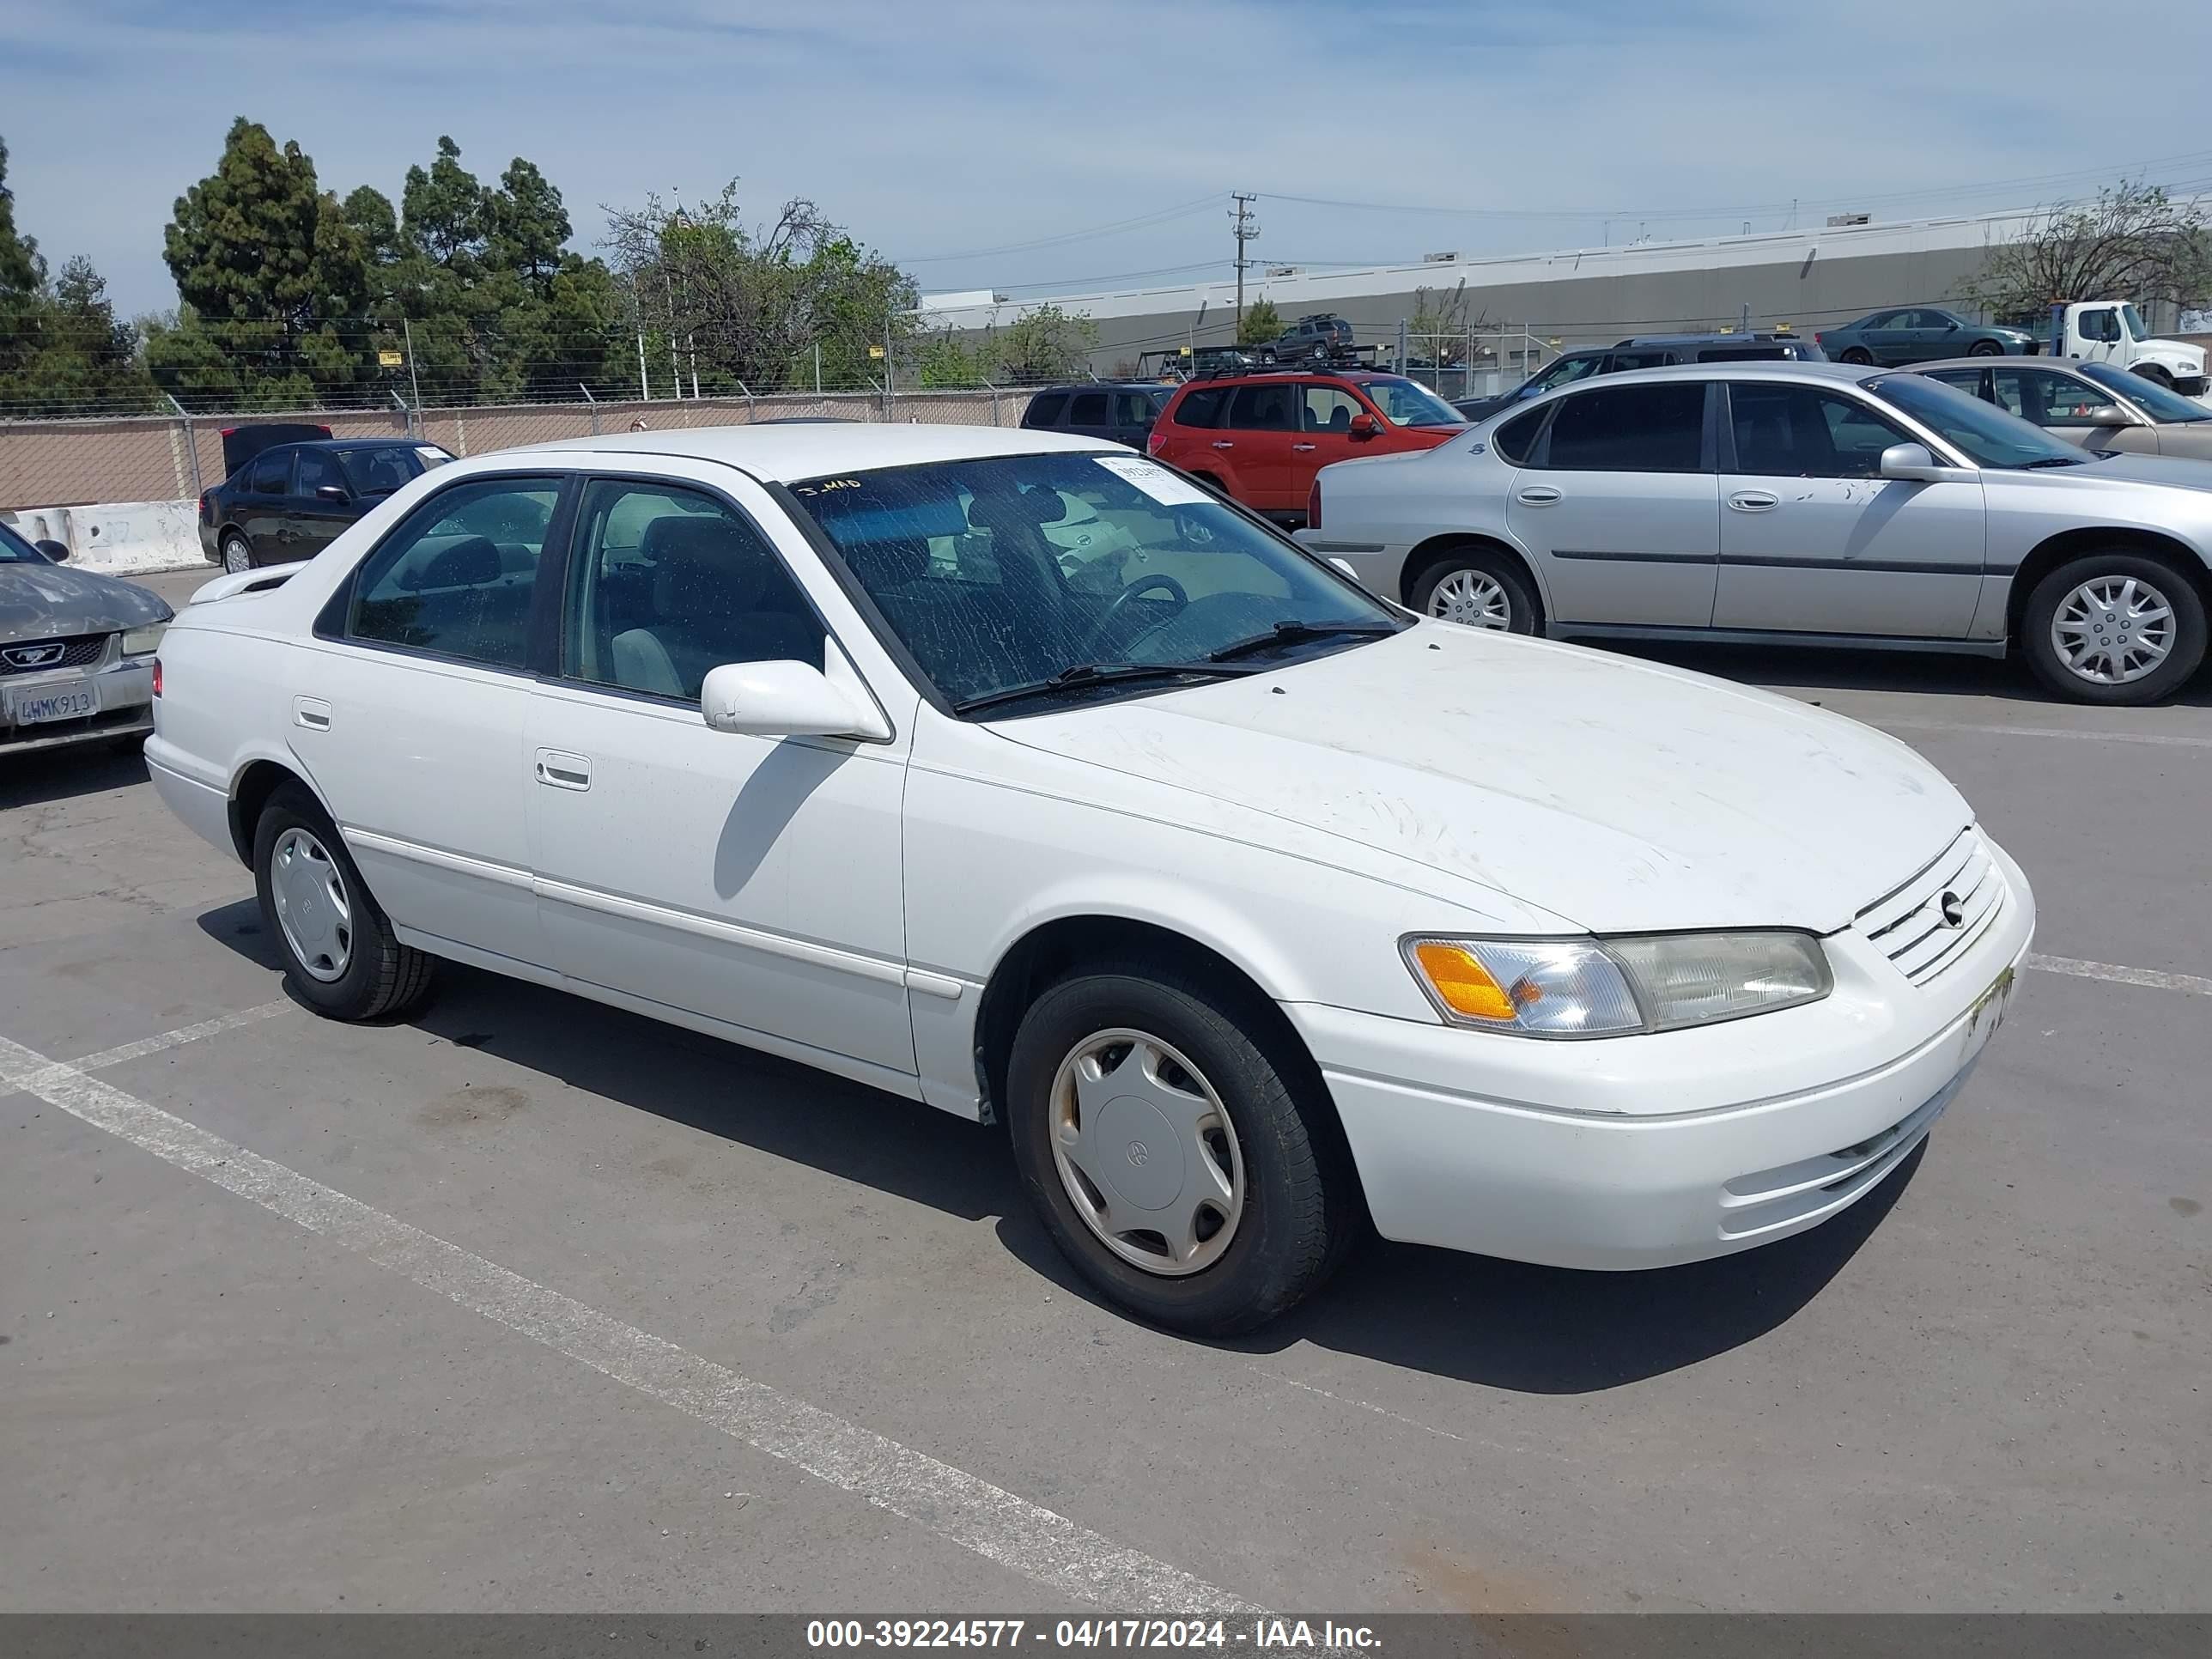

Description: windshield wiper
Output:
[952,659,1261,715]
[2021,455,2085,469]
[1206,618,1400,664]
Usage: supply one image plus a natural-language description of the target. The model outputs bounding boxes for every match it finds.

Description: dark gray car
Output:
[0,521,172,756]
[1816,307,2036,366]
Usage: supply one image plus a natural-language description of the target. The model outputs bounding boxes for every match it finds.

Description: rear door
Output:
[1860,311,1914,364]
[1715,381,1984,636]
[1219,381,1304,509]
[1504,380,1720,627]
[1062,388,1115,442]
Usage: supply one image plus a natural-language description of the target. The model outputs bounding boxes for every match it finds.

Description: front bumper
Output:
[1,648,155,756]
[1288,836,2035,1270]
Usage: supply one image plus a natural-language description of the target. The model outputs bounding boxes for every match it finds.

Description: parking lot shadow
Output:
[0,740,151,810]
[1610,639,2212,708]
[197,906,1917,1393]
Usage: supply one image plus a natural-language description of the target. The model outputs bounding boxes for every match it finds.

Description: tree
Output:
[1408,280,1483,369]
[1237,297,1282,347]
[601,182,916,392]
[0,140,157,413]
[1965,179,2212,323]
[1,137,49,393]
[916,329,983,388]
[981,303,1098,384]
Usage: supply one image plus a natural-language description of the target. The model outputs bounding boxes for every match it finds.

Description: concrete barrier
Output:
[2,499,206,575]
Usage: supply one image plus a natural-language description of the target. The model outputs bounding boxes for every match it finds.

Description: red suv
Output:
[1149,370,1468,524]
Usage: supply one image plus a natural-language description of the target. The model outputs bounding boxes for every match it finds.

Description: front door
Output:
[1988,364,2150,453]
[1715,382,1984,637]
[1220,381,1304,510]
[289,447,356,562]
[526,475,916,1079]
[297,471,567,966]
[1295,381,1367,488]
[1504,380,1720,627]
[2072,306,2124,366]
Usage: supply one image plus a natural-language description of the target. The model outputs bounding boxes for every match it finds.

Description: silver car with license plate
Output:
[1300,361,2212,704]
[1,521,171,755]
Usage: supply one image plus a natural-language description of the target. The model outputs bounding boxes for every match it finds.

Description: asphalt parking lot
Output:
[3,568,2207,1614]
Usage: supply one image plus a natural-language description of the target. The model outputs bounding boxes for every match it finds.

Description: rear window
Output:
[1493,405,1547,465]
[1172,386,1228,428]
[1068,391,1109,425]
[1024,391,1068,427]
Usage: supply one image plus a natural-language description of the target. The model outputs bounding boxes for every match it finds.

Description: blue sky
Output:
[5,0,2212,316]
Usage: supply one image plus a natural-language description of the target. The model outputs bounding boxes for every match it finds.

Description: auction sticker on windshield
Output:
[1092,455,1213,507]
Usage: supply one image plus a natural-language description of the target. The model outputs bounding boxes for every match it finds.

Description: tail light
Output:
[151,659,162,699]
[1307,479,1322,530]
[198,491,213,524]
[1814,333,1824,344]
[1147,431,1164,455]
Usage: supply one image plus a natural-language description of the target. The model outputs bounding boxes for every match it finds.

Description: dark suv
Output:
[199,438,454,573]
[1019,383,1170,449]
[1453,331,1825,420]
[1260,313,1357,365]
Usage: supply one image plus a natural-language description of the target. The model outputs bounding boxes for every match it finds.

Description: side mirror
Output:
[2080,404,2134,427]
[701,659,890,742]
[315,483,349,502]
[34,538,70,562]
[1878,441,1960,482]
[1348,412,1381,440]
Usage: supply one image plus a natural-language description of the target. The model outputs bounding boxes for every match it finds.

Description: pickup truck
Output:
[2048,302,2206,398]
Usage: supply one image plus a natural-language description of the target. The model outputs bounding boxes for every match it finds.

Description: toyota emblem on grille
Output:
[3,643,64,668]
[1938,890,1966,928]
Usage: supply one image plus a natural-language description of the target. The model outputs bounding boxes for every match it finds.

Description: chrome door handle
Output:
[1212,441,1236,449]
[535,750,591,791]
[1728,489,1781,512]
[1515,486,1563,506]
[1291,442,1316,452]
[293,696,331,732]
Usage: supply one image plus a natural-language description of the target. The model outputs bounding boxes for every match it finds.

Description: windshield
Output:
[788,452,1400,713]
[0,521,46,562]
[2121,305,2152,343]
[1359,377,1466,428]
[1868,374,2093,469]
[2078,361,2207,422]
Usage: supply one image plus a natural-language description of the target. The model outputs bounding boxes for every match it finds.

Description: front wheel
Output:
[221,534,253,574]
[1006,965,1359,1334]
[2021,553,2208,705]
[253,783,437,1019]
[1409,549,1539,633]
[1969,339,2004,356]
[2132,363,2175,389]
[1838,347,1875,366]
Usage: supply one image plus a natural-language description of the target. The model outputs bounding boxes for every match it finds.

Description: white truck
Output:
[2049,301,2207,398]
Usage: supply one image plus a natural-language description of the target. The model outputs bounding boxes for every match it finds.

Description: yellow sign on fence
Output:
[378,349,404,368]
[867,344,885,360]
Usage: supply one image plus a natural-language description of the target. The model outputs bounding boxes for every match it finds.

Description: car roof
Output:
[514,422,1119,482]
[1172,368,1398,390]
[1905,356,2077,375]
[1029,381,1168,393]
[1620,331,1810,346]
[1568,360,1880,389]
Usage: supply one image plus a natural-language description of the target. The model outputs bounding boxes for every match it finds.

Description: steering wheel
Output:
[1088,572,1189,650]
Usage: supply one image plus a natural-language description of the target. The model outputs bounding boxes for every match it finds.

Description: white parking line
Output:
[68,1000,294,1073]
[0,1030,1259,1615]
[1871,717,2212,750]
[2025,952,2212,998]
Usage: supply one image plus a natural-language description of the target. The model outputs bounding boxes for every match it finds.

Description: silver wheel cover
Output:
[2051,574,2174,686]
[1428,568,1512,629]
[270,826,354,982]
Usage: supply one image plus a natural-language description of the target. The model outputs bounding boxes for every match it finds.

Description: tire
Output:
[252,783,437,1019]
[1408,546,1539,634]
[1006,962,1359,1335]
[1969,339,2003,356]
[1838,347,1875,366]
[2132,363,2174,389]
[221,534,253,574]
[2020,552,2208,705]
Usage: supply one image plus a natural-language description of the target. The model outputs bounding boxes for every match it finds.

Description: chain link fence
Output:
[0,386,1035,520]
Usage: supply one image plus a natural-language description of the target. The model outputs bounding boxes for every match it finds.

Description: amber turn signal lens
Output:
[1409,941,1518,1023]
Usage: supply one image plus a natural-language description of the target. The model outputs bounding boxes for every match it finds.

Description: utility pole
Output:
[1230,192,1260,336]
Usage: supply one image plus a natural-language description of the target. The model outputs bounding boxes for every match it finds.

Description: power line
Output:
[893,195,1221,265]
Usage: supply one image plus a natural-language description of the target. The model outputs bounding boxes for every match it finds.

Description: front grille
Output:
[1,634,109,676]
[1856,828,2008,987]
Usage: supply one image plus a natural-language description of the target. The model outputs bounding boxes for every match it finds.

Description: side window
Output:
[2078,309,2118,343]
[1728,386,1908,478]
[1866,311,1903,331]
[1994,369,2107,427]
[1544,384,1706,472]
[1067,391,1109,426]
[347,477,560,667]
[249,452,290,495]
[1025,391,1067,427]
[1608,350,1671,371]
[295,450,344,495]
[565,480,824,702]
[1113,391,1158,426]
[1302,385,1365,431]
[1924,368,1986,398]
[1226,383,1298,431]
[1529,354,1601,393]
[1492,405,1547,465]
[1173,386,1226,428]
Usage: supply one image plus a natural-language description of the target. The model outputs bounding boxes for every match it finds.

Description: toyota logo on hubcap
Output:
[1126,1141,1149,1167]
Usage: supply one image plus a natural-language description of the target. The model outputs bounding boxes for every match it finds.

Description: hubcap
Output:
[2051,575,2174,685]
[223,540,251,574]
[1429,568,1512,629]
[270,827,354,982]
[1048,1028,1244,1278]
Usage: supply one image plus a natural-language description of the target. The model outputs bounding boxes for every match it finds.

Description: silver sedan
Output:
[1,521,172,755]
[1905,356,2212,463]
[1299,361,2212,704]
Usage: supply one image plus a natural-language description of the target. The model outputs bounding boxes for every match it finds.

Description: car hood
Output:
[989,625,1969,934]
[2065,451,2212,494]
[0,561,172,642]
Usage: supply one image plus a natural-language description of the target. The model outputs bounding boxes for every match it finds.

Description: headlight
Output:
[122,624,167,657]
[1404,931,1830,1039]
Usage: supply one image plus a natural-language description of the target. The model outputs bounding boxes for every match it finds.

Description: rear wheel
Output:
[1006,963,1358,1334]
[253,783,437,1019]
[221,534,253,574]
[1409,547,1539,634]
[2021,552,2208,705]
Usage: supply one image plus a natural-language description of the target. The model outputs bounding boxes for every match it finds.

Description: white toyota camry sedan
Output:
[145,423,2033,1334]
